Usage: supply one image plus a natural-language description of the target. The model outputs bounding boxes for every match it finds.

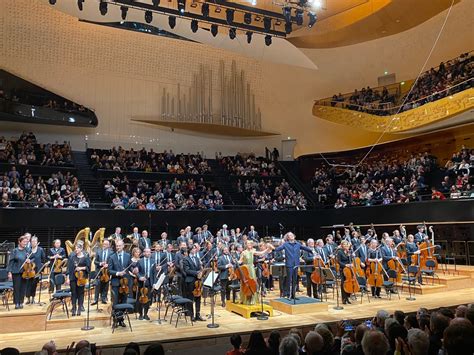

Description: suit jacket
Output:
[30,247,47,272]
[381,245,397,268]
[137,257,154,287]
[176,235,189,245]
[356,244,369,263]
[49,247,66,260]
[414,232,426,243]
[324,243,336,257]
[138,237,152,251]
[109,251,132,287]
[275,241,313,268]
[193,233,205,245]
[7,248,29,274]
[217,254,233,280]
[183,254,202,283]
[174,251,186,277]
[67,254,91,281]
[336,249,351,274]
[94,248,113,269]
[248,230,259,242]
[406,242,419,258]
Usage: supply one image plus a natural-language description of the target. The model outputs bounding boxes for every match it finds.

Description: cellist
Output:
[303,238,318,299]
[406,234,423,284]
[381,238,399,293]
[337,240,352,305]
[414,225,428,244]
[367,239,382,298]
[355,236,368,270]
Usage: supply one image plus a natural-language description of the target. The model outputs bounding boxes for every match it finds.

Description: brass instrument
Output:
[65,227,91,256]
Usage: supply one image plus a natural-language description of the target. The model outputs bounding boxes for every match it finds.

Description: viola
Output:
[139,286,149,304]
[261,262,271,278]
[132,276,139,293]
[22,260,36,279]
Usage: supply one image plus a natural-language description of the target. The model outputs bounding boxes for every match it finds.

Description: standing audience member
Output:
[267,330,281,355]
[245,331,270,355]
[361,330,389,355]
[278,336,299,355]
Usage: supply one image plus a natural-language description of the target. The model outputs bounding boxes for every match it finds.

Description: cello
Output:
[232,255,257,297]
[310,254,327,284]
[343,251,360,295]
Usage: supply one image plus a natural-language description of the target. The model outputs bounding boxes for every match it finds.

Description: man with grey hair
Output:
[279,335,299,355]
[406,328,429,355]
[304,331,324,354]
[361,330,389,355]
[303,238,318,299]
[375,310,390,332]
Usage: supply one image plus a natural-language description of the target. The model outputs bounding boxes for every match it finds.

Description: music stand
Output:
[153,273,166,324]
[326,267,343,310]
[204,269,219,328]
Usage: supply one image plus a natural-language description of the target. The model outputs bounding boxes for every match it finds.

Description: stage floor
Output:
[1,265,473,354]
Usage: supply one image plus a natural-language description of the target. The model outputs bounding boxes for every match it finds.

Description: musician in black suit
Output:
[193,227,206,246]
[109,227,123,242]
[414,225,428,244]
[202,224,213,241]
[7,235,30,309]
[66,243,91,316]
[137,248,154,320]
[302,238,318,299]
[356,236,369,268]
[174,242,187,296]
[138,230,152,251]
[159,232,170,249]
[177,230,189,246]
[218,246,234,307]
[25,236,46,304]
[406,234,423,284]
[336,240,352,304]
[367,239,382,298]
[381,238,398,272]
[48,239,66,292]
[248,225,259,242]
[272,240,287,297]
[109,239,132,306]
[183,243,205,321]
[92,239,113,305]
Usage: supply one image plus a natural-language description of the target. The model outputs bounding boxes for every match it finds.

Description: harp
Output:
[65,227,91,256]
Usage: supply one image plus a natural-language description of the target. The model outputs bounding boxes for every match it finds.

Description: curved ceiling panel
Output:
[43,0,318,70]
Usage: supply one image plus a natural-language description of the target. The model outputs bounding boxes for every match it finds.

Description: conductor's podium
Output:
[226,302,274,319]
[269,296,328,315]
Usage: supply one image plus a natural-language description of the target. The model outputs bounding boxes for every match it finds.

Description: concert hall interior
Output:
[0,0,473,354]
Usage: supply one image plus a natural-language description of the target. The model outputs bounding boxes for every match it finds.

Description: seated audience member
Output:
[442,322,474,355]
[304,331,324,355]
[143,343,164,355]
[428,312,451,355]
[267,330,281,355]
[226,334,244,355]
[278,336,299,355]
[245,331,270,355]
[361,330,389,355]
[41,341,58,355]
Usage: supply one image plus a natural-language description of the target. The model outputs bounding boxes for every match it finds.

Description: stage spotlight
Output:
[211,24,218,37]
[191,19,198,33]
[169,16,176,29]
[120,6,128,20]
[152,0,160,6]
[99,1,107,16]
[201,3,209,17]
[49,0,56,4]
[244,12,252,25]
[285,21,292,34]
[145,11,153,23]
[265,35,272,46]
[178,0,186,14]
[308,12,317,27]
[226,9,234,24]
[263,17,271,31]
[77,0,84,11]
[246,31,252,44]
[282,7,291,23]
[229,27,236,40]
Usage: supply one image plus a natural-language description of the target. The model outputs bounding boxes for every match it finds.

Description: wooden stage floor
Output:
[1,265,473,354]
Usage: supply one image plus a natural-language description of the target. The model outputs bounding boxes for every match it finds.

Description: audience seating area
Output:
[1,133,472,210]
[324,52,473,116]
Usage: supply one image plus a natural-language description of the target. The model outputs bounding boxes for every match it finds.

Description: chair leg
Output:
[64,300,70,318]
[126,312,133,332]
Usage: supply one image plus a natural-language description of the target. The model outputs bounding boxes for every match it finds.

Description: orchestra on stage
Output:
[5,223,439,321]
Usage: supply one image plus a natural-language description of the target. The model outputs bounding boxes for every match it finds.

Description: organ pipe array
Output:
[160,60,262,131]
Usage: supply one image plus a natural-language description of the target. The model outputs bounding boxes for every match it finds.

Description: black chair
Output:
[229,283,240,303]
[403,265,419,297]
[0,269,13,311]
[111,303,134,333]
[171,298,194,328]
[47,274,72,320]
[356,276,370,304]
[421,259,439,285]
[383,269,400,300]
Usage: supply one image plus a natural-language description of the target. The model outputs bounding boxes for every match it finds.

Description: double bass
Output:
[418,226,438,270]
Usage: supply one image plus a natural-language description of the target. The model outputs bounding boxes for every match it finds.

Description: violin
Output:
[53,258,64,273]
[132,276,139,293]
[21,252,36,280]
[192,269,204,297]
[261,262,271,278]
[139,285,149,304]
[100,267,110,283]
[119,277,129,295]
[75,270,88,286]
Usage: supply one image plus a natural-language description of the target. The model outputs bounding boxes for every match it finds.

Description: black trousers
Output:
[94,280,109,302]
[305,272,319,298]
[49,272,62,292]
[285,266,298,299]
[12,274,27,306]
[185,281,201,317]
[111,285,128,306]
[220,279,230,303]
[70,282,85,311]
[26,277,39,299]
[371,286,381,296]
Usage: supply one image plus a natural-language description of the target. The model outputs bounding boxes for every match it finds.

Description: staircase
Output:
[72,151,105,204]
[277,161,318,208]
[207,160,249,207]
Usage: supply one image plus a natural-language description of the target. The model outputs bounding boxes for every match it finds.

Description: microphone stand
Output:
[82,269,102,331]
[257,263,268,320]
[332,264,343,310]
[207,259,219,328]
